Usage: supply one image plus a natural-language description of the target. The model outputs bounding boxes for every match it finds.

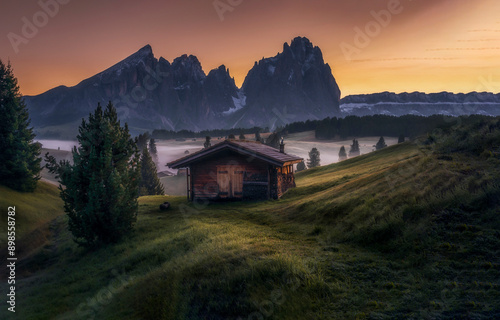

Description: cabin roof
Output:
[167,140,303,168]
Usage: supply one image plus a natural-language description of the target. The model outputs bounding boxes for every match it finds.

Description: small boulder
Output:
[159,201,170,211]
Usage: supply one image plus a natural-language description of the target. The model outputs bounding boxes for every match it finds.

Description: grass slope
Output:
[1,126,500,319]
[0,181,63,242]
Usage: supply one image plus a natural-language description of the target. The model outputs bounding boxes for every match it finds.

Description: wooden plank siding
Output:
[190,151,271,201]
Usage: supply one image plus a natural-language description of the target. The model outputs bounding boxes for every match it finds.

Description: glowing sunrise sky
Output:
[1,0,499,97]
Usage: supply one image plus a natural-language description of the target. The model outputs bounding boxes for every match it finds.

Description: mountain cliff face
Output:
[233,37,341,128]
[340,92,500,117]
[24,37,342,137]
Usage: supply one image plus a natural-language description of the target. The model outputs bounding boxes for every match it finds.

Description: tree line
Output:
[152,126,267,140]
[153,114,474,144]
[283,114,458,140]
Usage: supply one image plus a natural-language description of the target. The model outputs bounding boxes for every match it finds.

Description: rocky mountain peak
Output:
[207,65,232,79]
[240,36,341,127]
[283,36,322,65]
[172,54,202,68]
[136,44,153,55]
[120,44,155,65]
[290,36,313,53]
[172,54,206,82]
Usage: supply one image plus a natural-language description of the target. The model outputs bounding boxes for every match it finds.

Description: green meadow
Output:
[1,121,499,319]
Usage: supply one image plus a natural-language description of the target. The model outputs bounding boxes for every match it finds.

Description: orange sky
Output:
[1,0,499,97]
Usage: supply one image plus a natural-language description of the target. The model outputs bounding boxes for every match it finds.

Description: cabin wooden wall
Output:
[190,151,271,200]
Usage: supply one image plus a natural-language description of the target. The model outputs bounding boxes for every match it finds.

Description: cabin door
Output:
[217,165,244,199]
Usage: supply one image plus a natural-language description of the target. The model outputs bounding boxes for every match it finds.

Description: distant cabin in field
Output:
[157,169,176,178]
[167,140,303,201]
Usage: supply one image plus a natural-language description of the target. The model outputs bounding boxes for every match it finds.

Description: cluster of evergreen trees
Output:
[152,114,468,147]
[336,139,360,163]
[282,115,460,140]
[337,136,390,162]
[152,126,266,140]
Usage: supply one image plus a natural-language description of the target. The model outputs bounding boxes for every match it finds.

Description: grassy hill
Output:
[1,119,499,319]
[0,182,63,255]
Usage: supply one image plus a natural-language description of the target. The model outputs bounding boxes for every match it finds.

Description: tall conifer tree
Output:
[307,147,321,168]
[375,136,387,150]
[349,139,360,157]
[338,146,347,161]
[138,147,164,196]
[149,138,158,166]
[0,60,41,192]
[255,131,262,142]
[46,102,140,247]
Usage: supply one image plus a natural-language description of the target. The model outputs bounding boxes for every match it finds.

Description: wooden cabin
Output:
[167,140,303,201]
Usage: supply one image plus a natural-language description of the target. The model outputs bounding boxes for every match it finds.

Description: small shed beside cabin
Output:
[167,140,303,201]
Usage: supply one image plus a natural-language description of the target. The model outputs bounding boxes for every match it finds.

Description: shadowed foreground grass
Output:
[1,126,500,319]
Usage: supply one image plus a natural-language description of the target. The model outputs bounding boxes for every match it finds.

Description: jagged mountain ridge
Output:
[340,92,500,117]
[25,45,241,134]
[24,37,341,137]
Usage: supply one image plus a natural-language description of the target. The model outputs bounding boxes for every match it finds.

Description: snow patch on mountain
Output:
[223,91,247,115]
[268,65,276,75]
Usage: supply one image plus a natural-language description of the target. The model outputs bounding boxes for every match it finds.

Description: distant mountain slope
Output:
[24,37,342,137]
[341,91,500,117]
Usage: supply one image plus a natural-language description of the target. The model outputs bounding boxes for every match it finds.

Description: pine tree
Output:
[0,60,41,192]
[228,133,236,139]
[349,139,360,157]
[136,132,151,151]
[265,132,282,149]
[307,147,321,168]
[149,138,158,166]
[398,134,405,143]
[375,136,387,150]
[255,131,262,142]
[338,145,347,161]
[239,132,245,140]
[204,136,211,148]
[139,147,164,196]
[45,102,140,247]
[296,161,307,172]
